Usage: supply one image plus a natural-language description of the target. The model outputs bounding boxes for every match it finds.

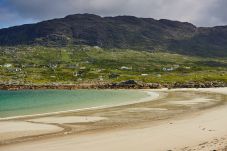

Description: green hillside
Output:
[1,46,227,85]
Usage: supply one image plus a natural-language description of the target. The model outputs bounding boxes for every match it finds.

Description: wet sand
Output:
[27,116,107,124]
[0,121,63,142]
[0,88,227,151]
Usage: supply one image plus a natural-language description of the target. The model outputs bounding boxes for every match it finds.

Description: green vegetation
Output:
[0,45,227,85]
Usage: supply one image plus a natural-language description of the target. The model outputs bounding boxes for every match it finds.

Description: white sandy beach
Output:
[0,88,227,151]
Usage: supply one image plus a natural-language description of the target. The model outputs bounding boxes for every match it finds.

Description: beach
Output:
[0,88,227,151]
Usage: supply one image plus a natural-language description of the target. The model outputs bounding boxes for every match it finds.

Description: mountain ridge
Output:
[0,13,227,57]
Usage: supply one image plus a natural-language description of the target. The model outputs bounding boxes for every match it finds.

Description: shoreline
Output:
[0,90,160,121]
[0,88,227,151]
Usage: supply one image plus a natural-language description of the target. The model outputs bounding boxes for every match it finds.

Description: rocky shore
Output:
[0,80,226,90]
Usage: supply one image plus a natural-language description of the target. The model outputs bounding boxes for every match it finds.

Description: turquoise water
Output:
[0,90,149,118]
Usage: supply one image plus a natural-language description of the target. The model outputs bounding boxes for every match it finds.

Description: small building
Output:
[99,76,104,81]
[157,74,162,78]
[50,76,56,78]
[173,65,180,68]
[80,67,86,70]
[4,64,12,68]
[15,68,22,72]
[93,46,101,49]
[163,67,174,71]
[73,72,79,77]
[141,74,148,76]
[120,66,132,70]
[185,66,191,69]
[48,63,58,69]
[77,78,83,81]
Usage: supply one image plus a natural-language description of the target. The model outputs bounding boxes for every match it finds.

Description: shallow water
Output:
[0,90,149,118]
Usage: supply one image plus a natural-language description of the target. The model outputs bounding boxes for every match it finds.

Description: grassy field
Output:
[0,45,227,85]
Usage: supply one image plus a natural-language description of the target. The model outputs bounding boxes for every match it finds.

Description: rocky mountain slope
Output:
[0,14,227,57]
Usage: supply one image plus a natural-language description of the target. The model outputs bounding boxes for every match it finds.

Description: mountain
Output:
[0,13,227,57]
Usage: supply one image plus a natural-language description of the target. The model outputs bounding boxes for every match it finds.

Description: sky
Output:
[0,0,227,29]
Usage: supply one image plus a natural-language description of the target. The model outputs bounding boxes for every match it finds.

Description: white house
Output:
[73,72,79,77]
[141,74,148,76]
[163,67,174,71]
[120,66,132,70]
[4,64,12,68]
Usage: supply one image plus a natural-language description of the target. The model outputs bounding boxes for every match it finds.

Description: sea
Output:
[0,89,150,118]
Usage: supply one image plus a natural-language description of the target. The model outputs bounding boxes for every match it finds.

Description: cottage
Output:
[48,63,58,69]
[15,68,22,72]
[93,46,101,49]
[80,67,86,70]
[4,64,12,68]
[185,66,191,69]
[50,76,56,78]
[157,74,162,77]
[163,67,174,71]
[77,78,83,81]
[141,74,148,76]
[120,66,132,70]
[99,76,104,81]
[73,72,79,77]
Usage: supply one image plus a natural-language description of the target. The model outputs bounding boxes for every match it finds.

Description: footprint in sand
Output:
[199,126,215,132]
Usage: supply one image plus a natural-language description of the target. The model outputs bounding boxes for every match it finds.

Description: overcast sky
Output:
[0,0,227,29]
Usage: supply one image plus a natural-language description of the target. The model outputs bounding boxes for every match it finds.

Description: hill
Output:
[0,14,227,57]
